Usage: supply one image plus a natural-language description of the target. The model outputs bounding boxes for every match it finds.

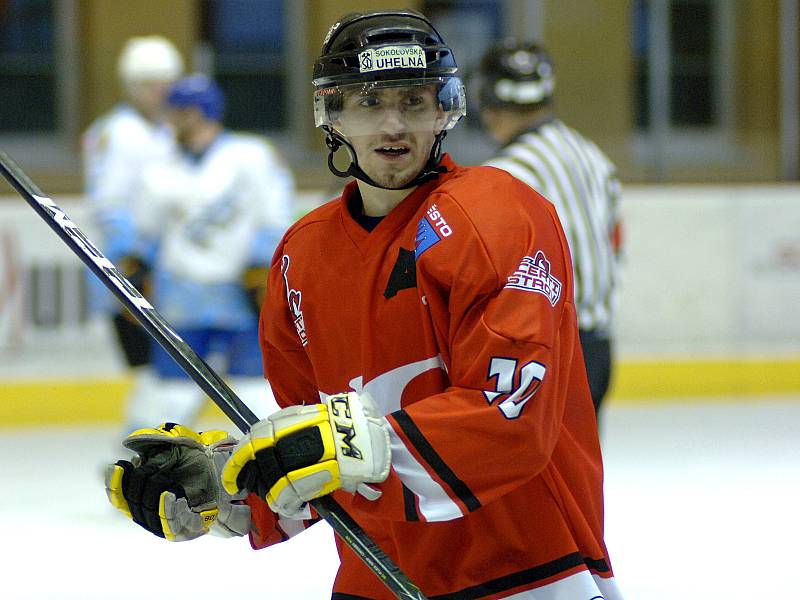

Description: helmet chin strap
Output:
[324,127,448,191]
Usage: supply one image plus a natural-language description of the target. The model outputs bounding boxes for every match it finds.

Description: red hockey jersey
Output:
[248,154,622,599]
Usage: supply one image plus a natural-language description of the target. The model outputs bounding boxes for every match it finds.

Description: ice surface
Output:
[1,397,798,599]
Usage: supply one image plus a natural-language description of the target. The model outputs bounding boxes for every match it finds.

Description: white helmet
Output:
[117,36,184,83]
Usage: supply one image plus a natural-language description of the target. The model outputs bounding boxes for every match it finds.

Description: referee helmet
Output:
[475,40,555,110]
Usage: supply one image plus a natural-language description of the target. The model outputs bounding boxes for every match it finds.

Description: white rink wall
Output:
[1,185,799,359]
[616,185,800,357]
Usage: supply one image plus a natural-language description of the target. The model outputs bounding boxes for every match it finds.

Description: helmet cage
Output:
[314,76,466,135]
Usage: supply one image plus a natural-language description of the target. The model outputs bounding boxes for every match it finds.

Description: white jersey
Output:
[136,132,292,283]
[135,132,294,328]
[485,118,622,333]
[83,104,175,230]
[82,104,176,312]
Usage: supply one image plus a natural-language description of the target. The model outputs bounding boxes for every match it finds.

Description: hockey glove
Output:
[221,392,391,518]
[118,254,150,291]
[105,423,251,541]
[242,264,269,316]
[117,255,151,323]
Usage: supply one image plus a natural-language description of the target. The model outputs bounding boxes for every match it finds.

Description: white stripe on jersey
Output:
[363,356,465,521]
[486,119,621,332]
[386,421,465,521]
[276,514,310,538]
[328,356,464,522]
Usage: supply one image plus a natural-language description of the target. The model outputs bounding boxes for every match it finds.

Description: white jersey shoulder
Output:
[220,132,295,227]
[136,131,294,284]
[82,104,175,209]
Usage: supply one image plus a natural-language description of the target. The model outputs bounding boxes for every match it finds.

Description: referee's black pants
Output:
[578,330,613,416]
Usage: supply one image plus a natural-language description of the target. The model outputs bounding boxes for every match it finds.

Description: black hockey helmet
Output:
[314,10,459,87]
[312,10,466,190]
[475,39,555,110]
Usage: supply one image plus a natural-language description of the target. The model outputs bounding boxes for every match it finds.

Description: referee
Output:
[474,39,623,417]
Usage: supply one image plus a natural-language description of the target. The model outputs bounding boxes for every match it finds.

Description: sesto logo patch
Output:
[358,45,427,73]
[415,203,453,259]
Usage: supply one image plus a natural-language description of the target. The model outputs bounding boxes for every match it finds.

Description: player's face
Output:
[168,106,202,146]
[334,85,446,189]
[127,80,173,121]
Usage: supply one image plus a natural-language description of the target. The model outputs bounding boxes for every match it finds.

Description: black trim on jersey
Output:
[353,211,385,232]
[429,553,611,600]
[346,188,383,232]
[402,482,420,521]
[331,594,373,600]
[392,409,481,513]
[384,247,417,298]
[584,556,611,573]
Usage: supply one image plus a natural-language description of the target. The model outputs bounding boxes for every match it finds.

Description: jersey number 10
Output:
[483,357,546,419]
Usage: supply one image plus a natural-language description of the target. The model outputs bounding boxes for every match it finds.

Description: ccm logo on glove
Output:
[330,393,363,458]
[221,392,391,518]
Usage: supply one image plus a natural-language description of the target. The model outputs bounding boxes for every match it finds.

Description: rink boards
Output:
[1,186,799,426]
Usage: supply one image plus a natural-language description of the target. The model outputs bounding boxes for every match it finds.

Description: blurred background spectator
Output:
[81,34,183,439]
[128,72,292,430]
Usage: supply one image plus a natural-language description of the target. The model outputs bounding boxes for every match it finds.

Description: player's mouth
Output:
[374,144,411,160]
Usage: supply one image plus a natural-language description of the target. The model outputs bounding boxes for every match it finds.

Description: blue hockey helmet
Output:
[166,74,225,121]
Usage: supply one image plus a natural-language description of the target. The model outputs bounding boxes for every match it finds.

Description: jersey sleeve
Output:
[245,492,321,550]
[83,120,152,258]
[257,140,295,229]
[354,172,583,523]
[258,239,320,409]
[83,121,147,211]
[484,154,546,197]
[133,161,183,238]
[246,236,324,548]
[136,155,240,223]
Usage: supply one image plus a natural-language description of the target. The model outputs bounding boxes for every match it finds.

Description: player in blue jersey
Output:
[128,74,294,428]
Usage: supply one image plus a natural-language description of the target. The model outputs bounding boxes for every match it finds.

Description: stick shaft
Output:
[0,150,426,600]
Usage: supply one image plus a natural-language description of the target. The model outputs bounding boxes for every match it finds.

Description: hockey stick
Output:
[0,150,427,600]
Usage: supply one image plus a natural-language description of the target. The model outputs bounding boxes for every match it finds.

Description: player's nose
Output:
[375,105,408,134]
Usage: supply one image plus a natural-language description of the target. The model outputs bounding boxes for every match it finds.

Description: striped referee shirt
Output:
[486,118,622,333]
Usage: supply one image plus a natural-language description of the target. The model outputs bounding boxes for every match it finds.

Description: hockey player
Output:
[474,40,623,416]
[82,36,183,432]
[105,11,623,600]
[128,73,294,428]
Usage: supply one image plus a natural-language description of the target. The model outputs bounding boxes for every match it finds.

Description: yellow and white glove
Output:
[105,423,251,541]
[221,392,391,518]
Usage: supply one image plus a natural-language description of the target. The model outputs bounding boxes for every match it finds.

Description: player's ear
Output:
[433,105,448,132]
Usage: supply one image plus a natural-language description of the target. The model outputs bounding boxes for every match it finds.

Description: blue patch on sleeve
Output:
[415,216,441,260]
